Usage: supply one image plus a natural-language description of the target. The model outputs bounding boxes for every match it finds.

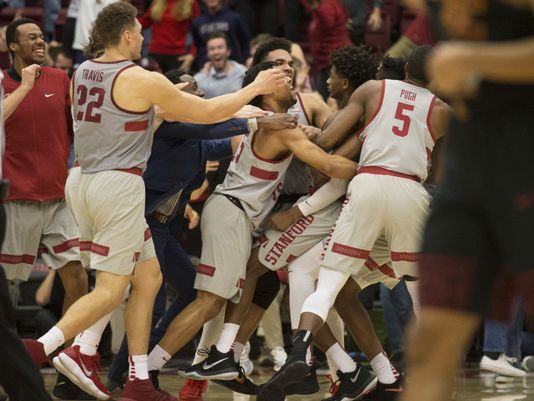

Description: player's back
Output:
[72,60,155,174]
[358,79,436,182]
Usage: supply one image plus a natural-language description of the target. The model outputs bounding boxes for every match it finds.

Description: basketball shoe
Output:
[321,366,377,401]
[180,345,239,380]
[22,338,50,367]
[179,379,208,401]
[119,378,177,401]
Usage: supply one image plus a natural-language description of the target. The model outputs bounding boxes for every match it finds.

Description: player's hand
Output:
[367,8,382,31]
[178,54,194,73]
[253,68,287,95]
[233,104,270,119]
[267,207,302,231]
[298,124,321,141]
[184,204,200,230]
[427,43,480,98]
[258,113,297,131]
[20,64,41,91]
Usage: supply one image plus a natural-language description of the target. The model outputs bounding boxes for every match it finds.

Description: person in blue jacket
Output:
[107,70,296,390]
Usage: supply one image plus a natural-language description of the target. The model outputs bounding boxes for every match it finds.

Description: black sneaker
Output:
[213,366,258,395]
[179,345,239,380]
[284,367,320,395]
[53,372,96,400]
[362,377,403,401]
[321,366,377,401]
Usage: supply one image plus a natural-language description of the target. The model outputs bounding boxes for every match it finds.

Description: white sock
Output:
[147,344,172,371]
[233,341,245,363]
[326,343,357,373]
[215,323,240,353]
[193,312,225,364]
[73,313,112,356]
[306,345,313,367]
[129,354,149,380]
[38,326,65,356]
[370,352,398,384]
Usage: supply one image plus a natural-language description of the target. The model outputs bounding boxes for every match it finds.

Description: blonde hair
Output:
[150,0,194,22]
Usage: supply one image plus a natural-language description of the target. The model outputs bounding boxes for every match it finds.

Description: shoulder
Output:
[233,62,247,73]
[350,79,380,100]
[298,92,326,109]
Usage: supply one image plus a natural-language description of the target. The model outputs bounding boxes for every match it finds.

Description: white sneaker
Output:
[480,354,526,377]
[240,341,254,376]
[271,346,287,372]
[521,355,534,372]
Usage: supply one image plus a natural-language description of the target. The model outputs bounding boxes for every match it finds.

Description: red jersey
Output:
[2,66,72,201]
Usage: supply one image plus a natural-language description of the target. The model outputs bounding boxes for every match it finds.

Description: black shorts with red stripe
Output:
[419,107,534,319]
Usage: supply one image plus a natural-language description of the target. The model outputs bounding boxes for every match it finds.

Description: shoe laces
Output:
[328,371,342,395]
[196,347,210,358]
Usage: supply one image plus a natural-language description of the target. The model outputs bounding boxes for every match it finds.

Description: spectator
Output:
[342,0,383,45]
[194,32,247,98]
[232,0,279,37]
[47,45,73,76]
[7,0,60,41]
[191,0,251,69]
[139,0,201,73]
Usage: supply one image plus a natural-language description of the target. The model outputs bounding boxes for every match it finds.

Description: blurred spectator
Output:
[34,269,64,337]
[191,0,251,69]
[232,0,279,37]
[387,14,434,60]
[194,32,246,98]
[304,0,351,100]
[61,0,79,59]
[7,0,60,41]
[47,45,73,76]
[376,55,406,80]
[283,0,303,42]
[245,32,273,68]
[139,0,201,73]
[342,0,383,44]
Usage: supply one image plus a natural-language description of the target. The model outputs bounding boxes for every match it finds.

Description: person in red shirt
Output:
[139,0,200,73]
[1,18,89,398]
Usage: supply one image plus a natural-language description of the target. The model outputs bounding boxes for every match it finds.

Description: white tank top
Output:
[215,130,294,230]
[358,80,437,181]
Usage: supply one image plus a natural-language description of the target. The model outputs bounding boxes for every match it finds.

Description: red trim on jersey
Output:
[365,258,396,278]
[250,166,279,180]
[116,167,143,176]
[331,243,370,259]
[391,251,419,263]
[125,120,149,132]
[358,166,420,182]
[53,238,80,254]
[286,254,297,264]
[38,246,49,256]
[197,264,216,277]
[250,132,292,164]
[357,80,385,141]
[426,96,437,143]
[144,228,152,242]
[79,241,110,256]
[133,252,141,262]
[89,59,129,64]
[426,147,432,161]
[296,93,312,125]
[236,278,245,289]
[0,253,36,265]
[111,64,152,115]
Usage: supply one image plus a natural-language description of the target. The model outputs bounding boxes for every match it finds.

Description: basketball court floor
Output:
[41,368,534,401]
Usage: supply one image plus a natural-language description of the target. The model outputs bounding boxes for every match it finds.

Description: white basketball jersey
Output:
[215,131,294,230]
[358,80,437,181]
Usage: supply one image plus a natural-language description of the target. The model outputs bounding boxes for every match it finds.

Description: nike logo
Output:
[45,93,55,98]
[202,357,229,370]
[80,359,94,376]
[350,368,361,383]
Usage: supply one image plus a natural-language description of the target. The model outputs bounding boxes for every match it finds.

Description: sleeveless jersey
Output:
[215,131,293,230]
[73,60,155,173]
[358,80,436,181]
[283,92,314,195]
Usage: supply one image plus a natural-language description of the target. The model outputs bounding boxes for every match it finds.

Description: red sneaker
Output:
[53,345,110,400]
[120,378,178,401]
[22,339,50,367]
[179,379,208,401]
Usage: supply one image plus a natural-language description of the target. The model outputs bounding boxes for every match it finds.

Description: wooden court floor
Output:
[41,368,534,401]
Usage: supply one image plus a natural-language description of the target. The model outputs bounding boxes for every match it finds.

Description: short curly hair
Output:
[330,45,378,91]
[84,1,138,56]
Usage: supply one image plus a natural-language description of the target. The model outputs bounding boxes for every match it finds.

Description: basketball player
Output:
[144,61,358,390]
[400,2,534,401]
[259,45,451,401]
[22,3,286,401]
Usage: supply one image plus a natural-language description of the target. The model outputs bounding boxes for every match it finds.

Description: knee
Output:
[59,263,88,295]
[196,292,225,321]
[252,270,280,310]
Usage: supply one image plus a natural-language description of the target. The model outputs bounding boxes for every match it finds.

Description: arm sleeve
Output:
[156,118,249,141]
[297,178,349,216]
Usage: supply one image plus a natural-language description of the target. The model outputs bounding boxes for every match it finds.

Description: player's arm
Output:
[3,64,40,121]
[139,68,286,124]
[280,128,358,179]
[314,80,372,150]
[428,98,452,140]
[299,92,331,128]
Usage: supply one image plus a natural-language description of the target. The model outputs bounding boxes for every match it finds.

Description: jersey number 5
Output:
[392,102,414,137]
[76,85,105,123]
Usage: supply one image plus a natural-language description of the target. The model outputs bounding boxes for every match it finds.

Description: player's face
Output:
[264,49,295,89]
[327,66,347,100]
[129,19,144,60]
[207,37,230,70]
[11,23,46,65]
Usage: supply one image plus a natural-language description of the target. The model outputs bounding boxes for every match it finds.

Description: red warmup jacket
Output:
[2,66,72,201]
[139,0,200,55]
[306,0,351,70]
